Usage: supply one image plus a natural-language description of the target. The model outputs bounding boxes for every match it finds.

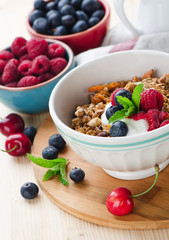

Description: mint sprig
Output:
[27,153,69,186]
[109,84,143,124]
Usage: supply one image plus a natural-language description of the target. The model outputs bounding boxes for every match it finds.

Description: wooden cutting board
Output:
[31,115,169,230]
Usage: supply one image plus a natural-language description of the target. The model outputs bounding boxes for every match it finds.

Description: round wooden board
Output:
[31,115,169,230]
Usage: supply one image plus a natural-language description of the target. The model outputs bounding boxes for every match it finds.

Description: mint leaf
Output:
[132,84,143,111]
[109,109,128,124]
[116,96,134,109]
[43,169,58,181]
[59,163,69,186]
[27,153,67,168]
[126,105,137,115]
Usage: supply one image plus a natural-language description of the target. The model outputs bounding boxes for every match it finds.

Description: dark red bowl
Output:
[26,0,111,55]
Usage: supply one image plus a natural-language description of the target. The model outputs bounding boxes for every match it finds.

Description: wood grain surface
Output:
[32,115,169,230]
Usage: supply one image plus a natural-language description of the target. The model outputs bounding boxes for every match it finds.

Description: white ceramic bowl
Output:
[49,50,169,180]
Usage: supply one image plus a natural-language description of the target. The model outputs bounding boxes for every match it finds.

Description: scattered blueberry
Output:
[75,10,88,22]
[61,15,76,28]
[106,105,119,120]
[69,167,85,183]
[34,0,46,11]
[60,4,75,16]
[71,0,82,10]
[20,182,39,199]
[23,126,37,143]
[29,9,45,26]
[88,16,100,27]
[47,11,61,28]
[42,146,58,159]
[115,89,132,109]
[32,17,49,34]
[110,121,128,137]
[72,20,88,33]
[92,9,105,20]
[81,0,102,15]
[45,1,58,11]
[48,134,66,150]
[54,25,68,35]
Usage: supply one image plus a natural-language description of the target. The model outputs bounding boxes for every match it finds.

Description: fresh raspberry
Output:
[0,76,4,85]
[146,109,160,131]
[17,76,41,87]
[31,55,50,75]
[140,89,163,111]
[26,39,48,60]
[0,50,13,61]
[47,43,66,59]
[19,54,31,61]
[5,81,18,87]
[160,120,169,127]
[0,59,6,74]
[50,57,67,75]
[11,37,27,58]
[128,112,147,121]
[38,72,54,82]
[18,60,33,76]
[2,59,19,84]
[111,88,125,105]
[159,111,168,123]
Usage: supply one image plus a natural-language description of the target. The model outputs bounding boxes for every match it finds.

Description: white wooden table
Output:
[0,0,169,239]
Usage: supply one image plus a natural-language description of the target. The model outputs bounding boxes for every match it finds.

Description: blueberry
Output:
[72,20,87,33]
[60,4,75,16]
[47,29,54,35]
[47,11,61,28]
[42,146,58,159]
[69,167,85,182]
[71,0,82,10]
[29,10,45,26]
[20,182,39,199]
[23,126,37,143]
[81,0,102,15]
[46,10,58,18]
[110,121,128,137]
[88,16,100,27]
[92,9,105,20]
[106,105,119,120]
[48,134,66,150]
[34,0,46,11]
[75,10,88,22]
[53,25,68,35]
[61,14,76,28]
[58,0,70,10]
[45,0,58,11]
[115,89,132,109]
[32,17,49,34]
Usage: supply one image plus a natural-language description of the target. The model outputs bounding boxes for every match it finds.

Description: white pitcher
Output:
[113,0,169,35]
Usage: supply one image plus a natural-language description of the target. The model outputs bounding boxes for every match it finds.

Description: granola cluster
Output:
[71,69,169,136]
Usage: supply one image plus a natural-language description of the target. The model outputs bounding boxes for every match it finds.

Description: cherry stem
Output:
[131,164,159,198]
[1,145,18,153]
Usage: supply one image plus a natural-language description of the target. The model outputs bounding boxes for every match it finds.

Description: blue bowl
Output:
[0,39,75,114]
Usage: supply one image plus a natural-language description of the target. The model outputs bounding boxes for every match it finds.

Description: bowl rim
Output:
[0,39,74,92]
[49,49,169,145]
[26,0,111,40]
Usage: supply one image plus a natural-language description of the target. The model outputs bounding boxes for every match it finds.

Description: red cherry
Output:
[106,187,134,216]
[0,113,25,136]
[5,133,31,156]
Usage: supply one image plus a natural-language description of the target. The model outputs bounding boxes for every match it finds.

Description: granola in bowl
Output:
[71,69,169,137]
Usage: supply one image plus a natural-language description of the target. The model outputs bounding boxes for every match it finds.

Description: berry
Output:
[20,182,39,199]
[26,39,48,59]
[47,11,61,28]
[146,109,160,131]
[48,134,66,150]
[11,37,27,58]
[159,111,168,123]
[0,113,25,136]
[0,50,13,61]
[75,10,88,22]
[5,82,18,87]
[106,187,134,216]
[50,57,67,75]
[160,120,169,127]
[5,133,31,156]
[81,0,102,15]
[60,4,75,16]
[2,59,19,84]
[110,121,128,137]
[128,112,147,121]
[19,54,31,61]
[18,60,33,76]
[72,20,88,33]
[71,0,82,10]
[34,0,46,11]
[29,9,45,26]
[58,0,70,10]
[32,17,49,34]
[88,16,100,27]
[46,9,59,18]
[0,59,6,74]
[140,89,164,111]
[111,88,124,106]
[48,43,66,59]
[69,167,85,182]
[53,25,68,35]
[114,89,132,109]
[17,76,41,87]
[37,72,54,82]
[45,1,58,11]
[61,15,76,28]
[23,126,37,143]
[42,145,58,159]
[31,55,50,75]
[92,9,105,20]
[105,105,119,120]
[96,131,109,137]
